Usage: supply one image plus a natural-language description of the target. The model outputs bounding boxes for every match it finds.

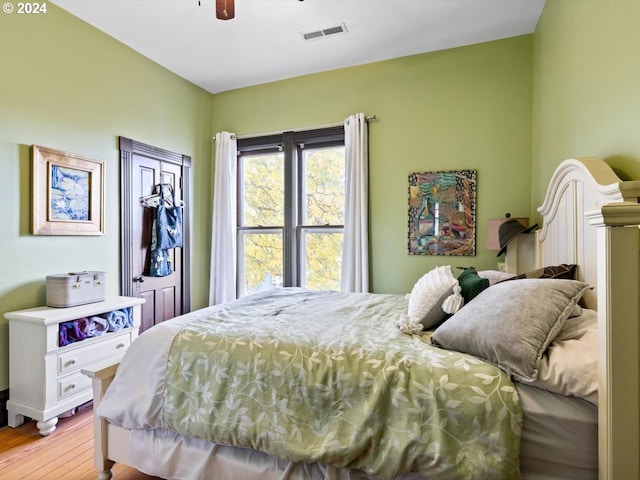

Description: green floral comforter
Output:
[158,288,521,479]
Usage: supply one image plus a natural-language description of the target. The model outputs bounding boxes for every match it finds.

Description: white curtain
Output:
[341,113,369,292]
[209,131,238,305]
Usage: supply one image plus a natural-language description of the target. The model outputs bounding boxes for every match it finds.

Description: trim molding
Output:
[118,136,192,315]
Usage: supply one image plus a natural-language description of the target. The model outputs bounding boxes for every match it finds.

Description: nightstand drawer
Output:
[58,371,92,400]
[58,333,131,375]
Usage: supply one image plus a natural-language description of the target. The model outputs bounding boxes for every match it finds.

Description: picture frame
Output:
[408,169,477,256]
[32,145,105,235]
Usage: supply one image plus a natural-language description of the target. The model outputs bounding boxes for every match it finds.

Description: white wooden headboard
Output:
[536,157,640,309]
[535,157,640,480]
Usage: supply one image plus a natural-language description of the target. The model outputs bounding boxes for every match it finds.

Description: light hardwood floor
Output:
[0,403,160,480]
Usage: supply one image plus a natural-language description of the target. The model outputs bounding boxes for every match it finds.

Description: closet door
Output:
[119,137,191,332]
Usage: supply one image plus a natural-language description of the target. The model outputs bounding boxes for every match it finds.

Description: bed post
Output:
[587,203,640,480]
[82,360,121,480]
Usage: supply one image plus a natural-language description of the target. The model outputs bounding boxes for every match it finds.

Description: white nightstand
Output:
[5,296,145,435]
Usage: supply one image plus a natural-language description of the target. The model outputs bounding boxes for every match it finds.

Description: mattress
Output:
[517,383,597,480]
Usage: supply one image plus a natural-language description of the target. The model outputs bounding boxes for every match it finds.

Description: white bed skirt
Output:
[129,427,426,480]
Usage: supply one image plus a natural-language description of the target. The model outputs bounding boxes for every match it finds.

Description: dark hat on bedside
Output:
[497,219,538,257]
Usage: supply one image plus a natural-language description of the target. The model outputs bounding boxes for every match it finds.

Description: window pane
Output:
[241,153,284,226]
[300,230,343,291]
[239,231,283,297]
[302,147,345,225]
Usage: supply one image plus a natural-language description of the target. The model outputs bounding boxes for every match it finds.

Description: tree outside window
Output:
[237,128,345,297]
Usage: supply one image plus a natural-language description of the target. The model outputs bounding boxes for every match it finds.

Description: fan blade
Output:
[216,0,235,20]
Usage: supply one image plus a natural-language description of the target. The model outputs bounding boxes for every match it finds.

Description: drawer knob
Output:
[66,383,76,391]
[116,343,126,349]
[66,359,76,366]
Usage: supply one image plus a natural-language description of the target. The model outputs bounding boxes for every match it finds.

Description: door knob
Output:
[133,276,145,283]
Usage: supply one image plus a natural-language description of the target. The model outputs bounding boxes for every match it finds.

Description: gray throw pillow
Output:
[430,278,592,382]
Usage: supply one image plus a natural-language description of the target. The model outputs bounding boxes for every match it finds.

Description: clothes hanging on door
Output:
[142,184,184,277]
[155,186,183,250]
[149,248,172,277]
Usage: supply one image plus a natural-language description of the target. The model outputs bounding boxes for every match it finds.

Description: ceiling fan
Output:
[198,0,304,21]
[215,0,234,20]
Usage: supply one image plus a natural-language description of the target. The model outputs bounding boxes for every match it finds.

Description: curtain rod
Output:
[214,115,377,141]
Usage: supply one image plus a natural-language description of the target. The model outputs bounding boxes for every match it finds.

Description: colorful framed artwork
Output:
[32,145,104,235]
[408,169,477,255]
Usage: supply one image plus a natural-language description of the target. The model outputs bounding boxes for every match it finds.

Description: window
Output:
[237,127,345,297]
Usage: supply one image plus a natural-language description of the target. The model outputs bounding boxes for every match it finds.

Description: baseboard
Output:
[0,389,8,428]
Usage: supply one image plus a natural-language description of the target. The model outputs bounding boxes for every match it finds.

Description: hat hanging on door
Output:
[497,219,538,257]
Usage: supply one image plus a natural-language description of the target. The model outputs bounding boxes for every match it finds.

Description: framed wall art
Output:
[32,145,105,235]
[408,169,477,256]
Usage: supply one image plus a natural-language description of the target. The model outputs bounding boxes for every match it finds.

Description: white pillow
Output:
[477,269,516,285]
[529,309,598,404]
[407,265,458,329]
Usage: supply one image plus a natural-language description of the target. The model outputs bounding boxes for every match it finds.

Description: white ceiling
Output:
[51,0,545,94]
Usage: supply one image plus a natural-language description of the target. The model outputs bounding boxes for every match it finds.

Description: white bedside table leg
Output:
[36,417,58,436]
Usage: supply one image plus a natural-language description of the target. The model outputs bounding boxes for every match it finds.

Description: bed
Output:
[84,157,640,480]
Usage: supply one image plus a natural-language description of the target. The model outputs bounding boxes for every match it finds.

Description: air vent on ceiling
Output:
[301,23,348,41]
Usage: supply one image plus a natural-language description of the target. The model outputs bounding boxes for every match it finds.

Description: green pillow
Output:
[457,267,490,303]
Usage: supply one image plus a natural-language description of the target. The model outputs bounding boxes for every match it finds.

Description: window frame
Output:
[236,127,345,296]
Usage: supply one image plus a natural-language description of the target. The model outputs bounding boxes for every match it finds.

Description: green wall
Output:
[211,35,534,295]
[0,5,539,394]
[0,5,212,390]
[532,0,640,215]
[532,1,640,463]
[0,0,636,443]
